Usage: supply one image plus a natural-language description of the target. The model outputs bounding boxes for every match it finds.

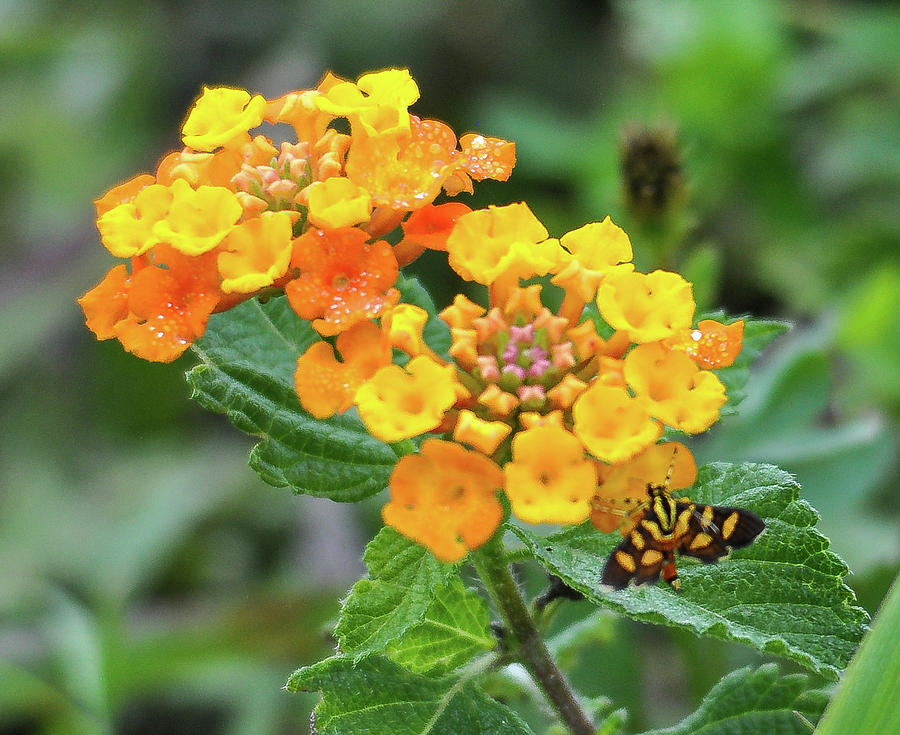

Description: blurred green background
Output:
[1,1,897,733]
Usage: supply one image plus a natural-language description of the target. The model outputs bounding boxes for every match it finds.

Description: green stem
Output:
[472,535,595,735]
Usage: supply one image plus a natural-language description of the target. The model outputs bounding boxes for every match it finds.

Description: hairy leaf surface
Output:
[512,463,868,680]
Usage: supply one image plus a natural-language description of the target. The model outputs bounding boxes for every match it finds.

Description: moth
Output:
[599,484,765,591]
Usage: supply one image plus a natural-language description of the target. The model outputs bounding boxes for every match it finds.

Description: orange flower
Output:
[79,245,222,362]
[285,227,399,336]
[382,439,504,562]
[156,146,246,189]
[590,441,697,533]
[439,293,486,330]
[504,425,597,524]
[344,117,459,210]
[453,410,512,456]
[94,174,155,217]
[663,319,744,369]
[78,264,132,340]
[394,202,473,266]
[294,321,392,419]
[459,133,516,182]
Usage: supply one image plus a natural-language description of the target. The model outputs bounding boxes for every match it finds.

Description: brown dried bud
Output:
[620,124,685,218]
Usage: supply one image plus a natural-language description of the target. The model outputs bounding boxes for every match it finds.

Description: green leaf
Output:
[815,572,900,735]
[336,527,458,655]
[694,324,898,572]
[639,664,828,735]
[287,654,534,735]
[511,463,868,680]
[188,296,398,501]
[712,314,790,415]
[386,577,496,675]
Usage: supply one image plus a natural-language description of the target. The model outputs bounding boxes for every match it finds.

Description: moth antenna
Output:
[593,495,644,507]
[690,506,721,534]
[663,443,678,490]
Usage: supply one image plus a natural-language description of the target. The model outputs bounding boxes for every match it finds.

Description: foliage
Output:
[512,463,868,680]
[815,572,900,735]
[3,1,898,734]
[184,275,863,733]
[639,664,829,735]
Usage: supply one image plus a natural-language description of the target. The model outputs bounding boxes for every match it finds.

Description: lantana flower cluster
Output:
[79,68,514,361]
[303,202,743,560]
[80,68,744,564]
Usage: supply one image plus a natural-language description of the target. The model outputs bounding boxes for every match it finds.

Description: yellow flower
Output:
[387,304,430,357]
[96,184,172,258]
[446,203,562,285]
[552,217,636,311]
[382,439,504,562]
[264,88,333,143]
[217,211,296,293]
[560,217,633,270]
[453,410,512,456]
[181,86,267,151]
[504,426,597,524]
[355,356,463,442]
[624,342,727,434]
[572,383,662,464]
[152,179,242,256]
[596,269,694,343]
[306,177,372,229]
[315,68,419,137]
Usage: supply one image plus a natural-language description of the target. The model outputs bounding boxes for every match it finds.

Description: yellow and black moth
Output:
[600,485,765,591]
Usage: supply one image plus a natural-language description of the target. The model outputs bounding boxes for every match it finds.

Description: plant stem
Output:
[472,535,595,735]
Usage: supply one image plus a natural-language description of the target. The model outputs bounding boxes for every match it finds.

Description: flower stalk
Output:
[472,534,596,735]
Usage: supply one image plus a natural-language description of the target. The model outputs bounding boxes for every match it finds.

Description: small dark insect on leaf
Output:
[599,484,765,592]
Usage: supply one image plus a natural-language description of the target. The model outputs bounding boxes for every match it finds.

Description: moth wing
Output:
[712,506,765,548]
[634,548,665,586]
[601,536,641,590]
[678,504,764,561]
